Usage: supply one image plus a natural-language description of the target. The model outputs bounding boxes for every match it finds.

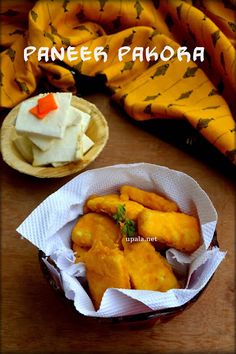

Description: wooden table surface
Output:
[1,92,235,354]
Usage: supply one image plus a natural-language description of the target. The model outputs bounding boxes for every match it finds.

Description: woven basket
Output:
[0,95,109,178]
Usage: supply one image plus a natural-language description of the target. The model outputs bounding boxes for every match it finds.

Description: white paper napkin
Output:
[17,163,225,317]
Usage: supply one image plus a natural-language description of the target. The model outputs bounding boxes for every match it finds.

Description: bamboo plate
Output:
[0,95,109,178]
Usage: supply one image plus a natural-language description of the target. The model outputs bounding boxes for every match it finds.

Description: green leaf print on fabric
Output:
[176,90,193,100]
[144,93,161,101]
[202,105,220,110]
[196,118,214,130]
[134,0,144,20]
[211,30,220,47]
[98,0,108,12]
[6,48,16,62]
[149,29,160,40]
[121,61,135,73]
[208,88,219,96]
[63,0,70,13]
[15,79,30,94]
[228,22,236,32]
[31,10,38,22]
[73,25,91,32]
[44,31,56,45]
[122,31,136,47]
[183,67,199,78]
[151,64,169,79]
[61,37,70,46]
[144,103,153,114]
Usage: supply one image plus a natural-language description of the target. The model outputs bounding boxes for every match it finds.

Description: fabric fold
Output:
[0,0,235,163]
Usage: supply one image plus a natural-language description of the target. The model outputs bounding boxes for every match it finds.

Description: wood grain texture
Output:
[1,92,235,354]
[0,95,109,178]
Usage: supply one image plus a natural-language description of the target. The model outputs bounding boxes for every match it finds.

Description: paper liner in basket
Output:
[16,163,226,318]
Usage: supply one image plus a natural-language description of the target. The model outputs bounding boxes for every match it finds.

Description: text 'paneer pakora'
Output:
[71,184,201,309]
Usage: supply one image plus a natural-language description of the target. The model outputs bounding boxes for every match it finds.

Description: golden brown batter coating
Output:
[123,239,179,291]
[71,212,122,249]
[85,194,144,221]
[84,241,131,309]
[120,185,179,212]
[138,209,201,253]
[72,243,89,263]
[71,187,202,305]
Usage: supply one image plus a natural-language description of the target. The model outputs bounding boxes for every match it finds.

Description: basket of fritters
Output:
[17,163,225,323]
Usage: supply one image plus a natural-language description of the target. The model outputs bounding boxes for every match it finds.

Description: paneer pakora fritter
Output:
[84,241,131,310]
[123,239,179,291]
[137,209,201,254]
[72,212,122,249]
[71,185,201,309]
[72,212,122,263]
[85,194,144,221]
[120,185,179,212]
[72,243,88,263]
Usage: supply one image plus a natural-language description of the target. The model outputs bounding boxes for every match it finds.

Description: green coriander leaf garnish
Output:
[121,219,136,237]
[113,204,136,238]
[113,204,126,223]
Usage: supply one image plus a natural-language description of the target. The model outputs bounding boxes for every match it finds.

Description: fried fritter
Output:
[84,241,131,309]
[72,243,88,263]
[120,185,179,212]
[83,194,97,214]
[71,213,122,249]
[123,239,179,291]
[85,194,144,221]
[138,209,201,253]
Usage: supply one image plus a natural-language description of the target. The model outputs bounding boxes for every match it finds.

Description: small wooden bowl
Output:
[0,96,109,178]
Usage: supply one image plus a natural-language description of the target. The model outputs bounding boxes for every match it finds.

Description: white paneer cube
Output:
[82,134,94,155]
[15,92,72,138]
[80,111,91,133]
[51,161,69,167]
[27,134,54,152]
[13,135,33,163]
[27,106,83,151]
[75,136,83,161]
[32,123,82,166]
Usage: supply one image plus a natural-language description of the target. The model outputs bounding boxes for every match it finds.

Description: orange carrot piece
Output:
[38,93,58,115]
[29,105,47,119]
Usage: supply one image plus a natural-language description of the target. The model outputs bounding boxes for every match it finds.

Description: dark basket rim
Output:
[38,231,218,324]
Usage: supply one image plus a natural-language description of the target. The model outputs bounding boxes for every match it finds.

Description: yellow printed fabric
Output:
[0,0,235,163]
